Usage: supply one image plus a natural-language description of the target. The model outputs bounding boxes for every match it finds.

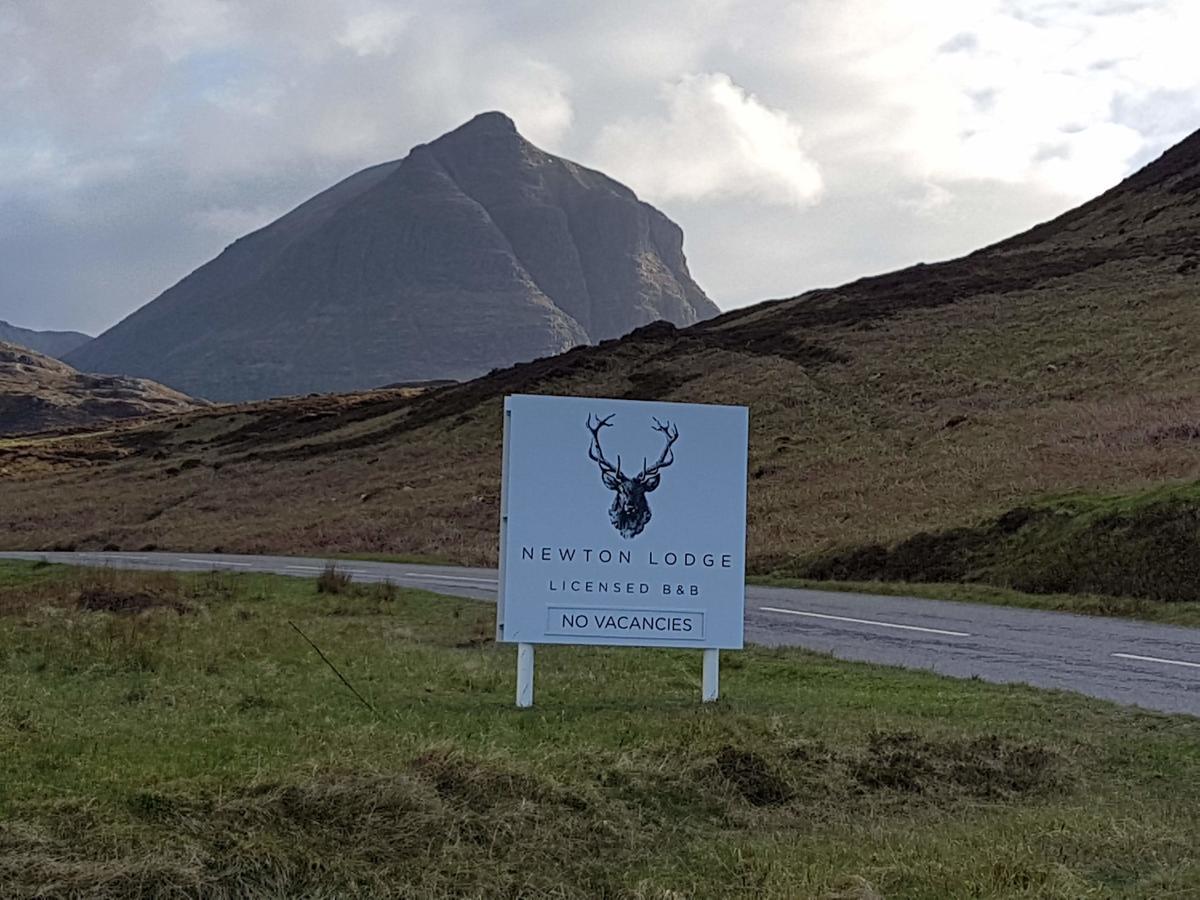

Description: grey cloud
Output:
[1,0,1196,334]
[938,32,979,53]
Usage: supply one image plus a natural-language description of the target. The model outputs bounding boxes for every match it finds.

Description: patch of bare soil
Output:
[75,587,191,616]
[715,746,794,806]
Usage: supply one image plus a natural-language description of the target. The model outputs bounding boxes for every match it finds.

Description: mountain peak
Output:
[65,113,718,401]
[435,111,521,146]
[461,110,517,132]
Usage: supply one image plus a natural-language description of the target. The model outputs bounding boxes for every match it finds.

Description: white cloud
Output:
[594,73,822,206]
[140,0,235,61]
[482,60,574,150]
[338,7,412,57]
[800,0,1200,201]
[192,203,285,236]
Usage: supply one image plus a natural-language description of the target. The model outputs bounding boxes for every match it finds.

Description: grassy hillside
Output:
[785,481,1200,604]
[1,132,1199,606]
[2,561,1198,898]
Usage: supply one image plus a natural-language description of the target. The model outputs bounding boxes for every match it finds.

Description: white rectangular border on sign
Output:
[497,394,748,650]
[545,606,706,642]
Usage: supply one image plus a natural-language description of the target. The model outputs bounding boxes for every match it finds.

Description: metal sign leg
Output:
[702,648,719,703]
[516,642,535,708]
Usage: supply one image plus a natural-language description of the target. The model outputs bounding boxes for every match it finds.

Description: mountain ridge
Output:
[0,320,91,359]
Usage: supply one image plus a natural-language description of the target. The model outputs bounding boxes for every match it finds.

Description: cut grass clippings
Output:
[1,561,1198,898]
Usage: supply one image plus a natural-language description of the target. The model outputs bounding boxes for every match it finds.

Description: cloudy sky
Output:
[3,0,1199,335]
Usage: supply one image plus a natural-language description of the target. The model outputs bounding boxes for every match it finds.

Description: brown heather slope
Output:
[0,342,204,437]
[2,130,1199,573]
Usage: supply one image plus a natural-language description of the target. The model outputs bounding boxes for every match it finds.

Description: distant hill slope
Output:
[66,112,718,402]
[0,320,91,359]
[0,342,204,435]
[3,127,1198,599]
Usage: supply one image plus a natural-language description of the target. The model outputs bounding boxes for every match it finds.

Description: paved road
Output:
[3,550,1199,717]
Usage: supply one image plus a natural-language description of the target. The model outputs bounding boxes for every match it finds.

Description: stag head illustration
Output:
[586,413,680,538]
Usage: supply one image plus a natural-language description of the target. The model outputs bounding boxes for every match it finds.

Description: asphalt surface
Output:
[3,550,1198,717]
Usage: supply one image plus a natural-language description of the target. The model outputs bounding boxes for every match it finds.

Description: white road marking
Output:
[403,572,498,585]
[179,558,252,567]
[407,578,498,590]
[285,564,324,571]
[759,606,971,637]
[1113,652,1200,670]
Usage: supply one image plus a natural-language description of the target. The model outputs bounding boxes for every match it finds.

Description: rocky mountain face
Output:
[66,112,718,402]
[0,341,203,435]
[0,320,91,359]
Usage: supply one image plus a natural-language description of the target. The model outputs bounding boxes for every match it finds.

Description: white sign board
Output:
[498,394,748,650]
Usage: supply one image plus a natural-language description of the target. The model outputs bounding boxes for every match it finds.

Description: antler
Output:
[642,416,679,478]
[586,413,620,477]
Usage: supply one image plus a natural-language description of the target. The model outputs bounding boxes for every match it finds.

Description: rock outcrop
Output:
[0,341,204,434]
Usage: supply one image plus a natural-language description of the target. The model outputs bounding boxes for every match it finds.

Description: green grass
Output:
[2,561,1199,898]
[751,576,1200,628]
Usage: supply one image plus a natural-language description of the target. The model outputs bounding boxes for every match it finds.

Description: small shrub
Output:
[317,564,353,595]
[366,579,398,602]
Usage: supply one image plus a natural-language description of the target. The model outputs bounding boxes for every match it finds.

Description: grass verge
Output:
[2,561,1198,898]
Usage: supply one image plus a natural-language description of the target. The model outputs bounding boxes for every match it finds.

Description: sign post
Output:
[516,642,534,708]
[497,394,748,706]
[702,648,720,702]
